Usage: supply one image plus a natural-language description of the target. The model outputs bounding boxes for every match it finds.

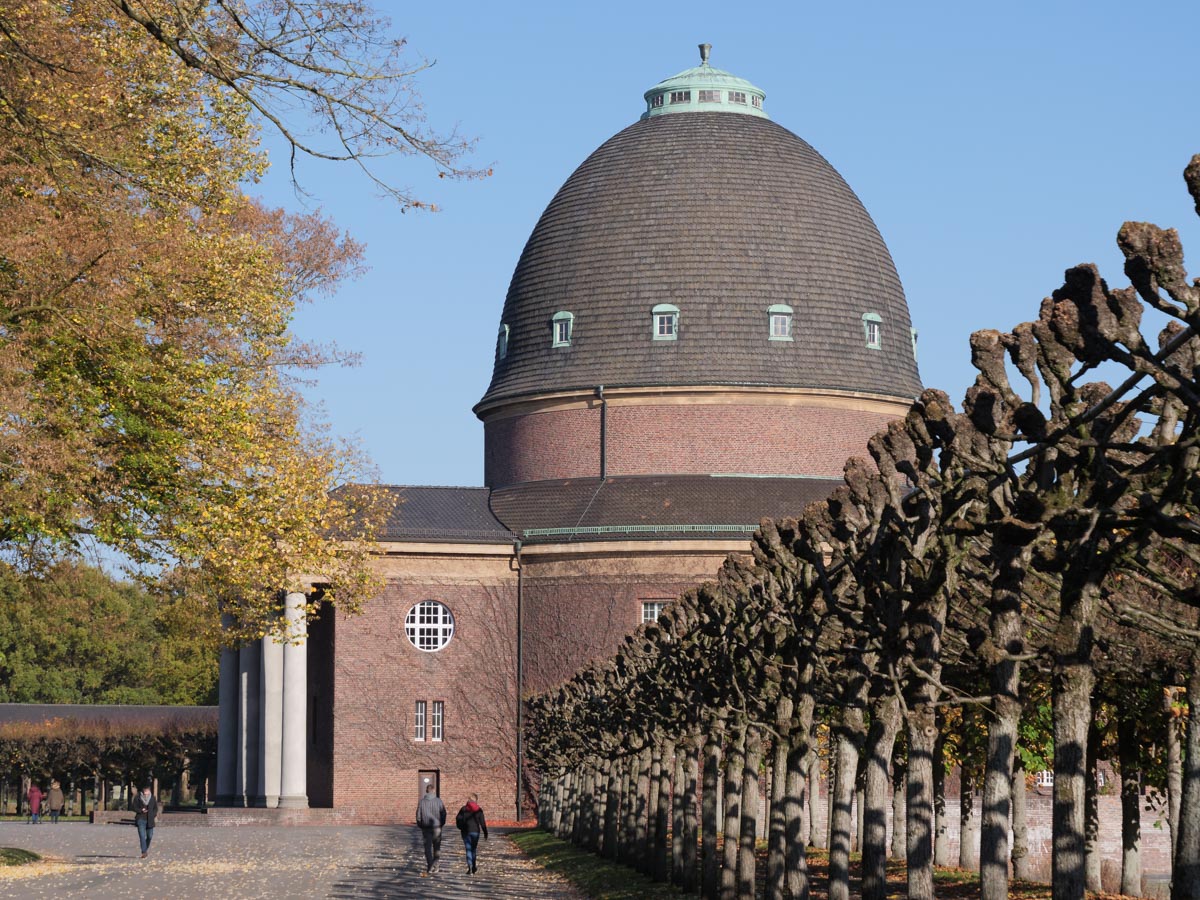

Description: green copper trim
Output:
[651,303,679,341]
[642,44,767,120]
[862,312,882,350]
[522,524,757,538]
[552,310,574,347]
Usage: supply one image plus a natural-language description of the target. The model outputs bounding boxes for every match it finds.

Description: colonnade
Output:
[214,590,309,808]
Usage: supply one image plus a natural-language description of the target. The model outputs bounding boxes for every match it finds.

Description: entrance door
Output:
[418,770,439,799]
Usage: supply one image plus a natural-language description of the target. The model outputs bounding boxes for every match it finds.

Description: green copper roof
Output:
[642,43,767,120]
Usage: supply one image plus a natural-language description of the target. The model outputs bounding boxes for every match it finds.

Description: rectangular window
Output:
[669,91,691,105]
[751,96,762,109]
[642,600,667,623]
[656,314,676,337]
[866,320,881,348]
[414,700,426,741]
[431,701,444,742]
[1035,769,1054,788]
[698,90,721,103]
[555,319,571,345]
[770,313,792,338]
[728,91,747,104]
[651,94,664,108]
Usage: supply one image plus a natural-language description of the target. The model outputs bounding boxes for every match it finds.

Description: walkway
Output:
[0,822,583,899]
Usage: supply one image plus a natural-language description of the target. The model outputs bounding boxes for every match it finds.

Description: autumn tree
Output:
[0,2,479,637]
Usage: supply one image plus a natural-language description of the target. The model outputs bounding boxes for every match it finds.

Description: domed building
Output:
[213,46,921,823]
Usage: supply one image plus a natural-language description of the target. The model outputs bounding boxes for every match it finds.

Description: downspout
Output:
[596,385,607,481]
[514,538,524,820]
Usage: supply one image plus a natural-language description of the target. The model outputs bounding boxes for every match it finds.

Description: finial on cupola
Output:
[699,43,712,65]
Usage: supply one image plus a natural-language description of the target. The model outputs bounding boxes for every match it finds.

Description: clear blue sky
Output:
[253,0,1200,488]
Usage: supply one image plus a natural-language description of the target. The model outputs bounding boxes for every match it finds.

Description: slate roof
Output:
[0,704,217,729]
[478,112,922,411]
[376,486,517,544]
[488,474,839,543]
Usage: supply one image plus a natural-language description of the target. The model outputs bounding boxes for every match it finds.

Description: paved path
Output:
[0,823,583,899]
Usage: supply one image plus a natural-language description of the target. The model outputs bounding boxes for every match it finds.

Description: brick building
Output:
[214,45,922,823]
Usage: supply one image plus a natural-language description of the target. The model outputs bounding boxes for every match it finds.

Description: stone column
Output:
[215,615,240,806]
[236,641,262,808]
[278,590,309,809]
[259,630,285,808]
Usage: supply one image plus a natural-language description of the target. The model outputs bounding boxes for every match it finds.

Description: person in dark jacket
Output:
[455,793,489,875]
[132,784,158,858]
[415,784,446,876]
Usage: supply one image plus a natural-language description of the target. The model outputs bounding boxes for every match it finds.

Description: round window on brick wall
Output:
[404,600,455,652]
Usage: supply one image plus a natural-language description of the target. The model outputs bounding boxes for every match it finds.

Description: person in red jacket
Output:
[455,793,488,875]
[26,783,43,824]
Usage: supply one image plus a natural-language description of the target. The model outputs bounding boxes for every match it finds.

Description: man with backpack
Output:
[455,793,488,875]
[415,784,446,876]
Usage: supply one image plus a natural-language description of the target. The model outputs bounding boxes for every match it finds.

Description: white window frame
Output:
[642,600,668,623]
[1035,769,1054,788]
[669,90,691,105]
[552,311,574,347]
[768,304,794,341]
[698,89,721,103]
[414,700,427,741]
[652,303,679,341]
[729,91,747,105]
[650,93,664,108]
[431,701,444,742]
[751,95,762,109]
[404,600,455,652]
[862,313,882,350]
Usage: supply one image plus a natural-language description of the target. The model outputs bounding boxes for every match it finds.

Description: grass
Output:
[514,833,1131,899]
[0,848,40,867]
[511,830,684,899]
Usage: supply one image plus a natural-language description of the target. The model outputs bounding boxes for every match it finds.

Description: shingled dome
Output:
[477,51,921,410]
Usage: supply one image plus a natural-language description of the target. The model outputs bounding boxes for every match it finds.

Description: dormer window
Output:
[698,90,721,103]
[669,90,691,105]
[768,304,793,341]
[910,327,918,360]
[652,304,679,341]
[729,91,747,104]
[650,94,665,109]
[552,311,574,347]
[862,313,882,350]
[497,323,509,360]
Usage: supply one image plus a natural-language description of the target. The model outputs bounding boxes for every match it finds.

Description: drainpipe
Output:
[596,385,607,480]
[514,538,524,820]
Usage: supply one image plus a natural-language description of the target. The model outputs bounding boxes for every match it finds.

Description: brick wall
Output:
[484,402,900,486]
[328,558,520,822]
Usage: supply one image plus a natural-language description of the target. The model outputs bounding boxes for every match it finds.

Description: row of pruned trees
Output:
[0,717,216,814]
[525,154,1200,900]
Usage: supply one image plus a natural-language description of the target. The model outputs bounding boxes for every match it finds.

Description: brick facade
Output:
[483,398,904,487]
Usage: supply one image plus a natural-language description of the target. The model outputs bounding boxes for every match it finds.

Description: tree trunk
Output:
[891,752,906,859]
[907,707,938,900]
[960,757,978,870]
[702,733,722,899]
[826,738,836,852]
[1012,756,1032,881]
[674,744,687,886]
[1172,651,1200,900]
[721,724,746,900]
[684,736,701,894]
[647,749,662,874]
[656,741,673,883]
[1118,710,1142,897]
[636,748,654,873]
[808,745,823,850]
[738,729,762,900]
[572,766,587,845]
[767,698,793,900]
[1168,686,1184,867]
[604,759,621,859]
[1051,573,1099,900]
[933,724,951,866]
[830,706,864,900]
[621,756,637,863]
[767,693,815,900]
[1085,719,1102,892]
[862,693,901,900]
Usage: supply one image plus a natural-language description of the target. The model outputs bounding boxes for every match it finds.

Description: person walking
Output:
[132,784,158,858]
[27,783,43,824]
[415,784,446,876]
[455,793,488,875]
[46,780,65,824]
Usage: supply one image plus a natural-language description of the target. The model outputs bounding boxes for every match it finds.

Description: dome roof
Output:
[641,43,767,120]
[477,102,921,412]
